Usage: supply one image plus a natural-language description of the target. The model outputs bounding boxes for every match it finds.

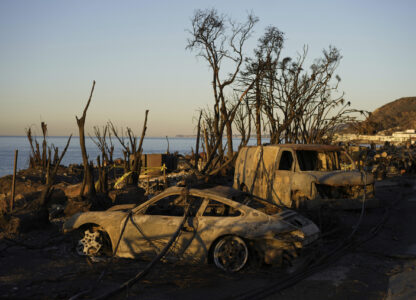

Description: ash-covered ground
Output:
[1,174,415,299]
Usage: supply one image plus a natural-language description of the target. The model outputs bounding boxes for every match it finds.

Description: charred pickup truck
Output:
[233,144,378,210]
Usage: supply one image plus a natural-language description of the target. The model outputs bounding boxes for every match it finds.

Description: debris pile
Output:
[346,144,416,180]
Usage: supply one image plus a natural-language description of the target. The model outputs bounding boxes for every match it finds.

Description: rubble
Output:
[346,143,416,180]
[0,152,188,234]
[3,137,416,299]
[63,197,92,217]
[108,186,146,205]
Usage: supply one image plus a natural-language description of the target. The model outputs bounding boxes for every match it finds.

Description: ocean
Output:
[0,136,263,177]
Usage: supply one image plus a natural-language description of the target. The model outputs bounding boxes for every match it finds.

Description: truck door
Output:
[270,149,295,207]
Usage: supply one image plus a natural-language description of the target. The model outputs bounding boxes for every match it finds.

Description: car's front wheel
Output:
[75,227,112,257]
[213,236,249,272]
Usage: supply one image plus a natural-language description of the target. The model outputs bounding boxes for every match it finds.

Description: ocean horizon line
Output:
[0,135,197,139]
[0,135,270,139]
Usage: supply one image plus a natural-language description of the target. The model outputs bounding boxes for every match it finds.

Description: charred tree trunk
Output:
[37,135,72,209]
[220,98,234,161]
[166,136,170,154]
[26,128,37,168]
[53,147,59,165]
[45,148,51,185]
[122,151,129,174]
[255,79,262,146]
[225,119,234,160]
[96,155,108,194]
[203,124,211,162]
[194,111,202,169]
[76,81,96,198]
[41,122,48,170]
[213,105,223,159]
[131,110,149,186]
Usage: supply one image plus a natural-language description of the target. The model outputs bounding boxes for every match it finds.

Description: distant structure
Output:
[335,129,416,145]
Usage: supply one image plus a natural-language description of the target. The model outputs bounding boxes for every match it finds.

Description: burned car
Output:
[234,144,378,210]
[63,186,320,272]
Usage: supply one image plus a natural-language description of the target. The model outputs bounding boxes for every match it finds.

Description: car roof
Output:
[192,185,243,198]
[243,144,342,151]
[159,185,243,198]
[132,184,283,215]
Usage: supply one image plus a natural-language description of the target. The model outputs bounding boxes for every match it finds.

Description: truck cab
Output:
[233,144,377,210]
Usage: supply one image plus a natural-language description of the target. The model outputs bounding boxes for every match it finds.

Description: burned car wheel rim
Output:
[213,236,248,272]
[76,229,104,256]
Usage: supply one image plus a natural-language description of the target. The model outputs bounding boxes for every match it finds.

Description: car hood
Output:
[305,170,374,186]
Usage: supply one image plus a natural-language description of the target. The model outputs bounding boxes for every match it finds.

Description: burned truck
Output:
[233,144,378,210]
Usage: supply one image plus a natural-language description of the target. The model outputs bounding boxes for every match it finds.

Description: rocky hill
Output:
[360,97,416,134]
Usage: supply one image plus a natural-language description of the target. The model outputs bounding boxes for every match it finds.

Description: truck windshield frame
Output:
[296,150,341,171]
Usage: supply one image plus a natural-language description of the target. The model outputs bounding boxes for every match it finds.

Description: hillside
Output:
[361,97,416,134]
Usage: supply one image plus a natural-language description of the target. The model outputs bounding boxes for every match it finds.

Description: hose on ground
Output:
[92,191,193,300]
[232,168,402,300]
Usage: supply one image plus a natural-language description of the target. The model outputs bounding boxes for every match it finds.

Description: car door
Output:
[121,193,203,260]
[193,197,244,262]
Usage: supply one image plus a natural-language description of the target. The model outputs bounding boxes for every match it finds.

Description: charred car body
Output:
[234,144,378,210]
[63,186,320,272]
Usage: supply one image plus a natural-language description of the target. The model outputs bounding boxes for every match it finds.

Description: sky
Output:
[0,0,415,137]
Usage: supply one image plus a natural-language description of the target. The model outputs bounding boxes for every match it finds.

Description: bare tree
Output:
[272,46,350,144]
[239,23,365,145]
[200,108,216,160]
[244,31,360,144]
[108,121,132,174]
[26,126,42,169]
[25,121,51,171]
[351,111,380,135]
[25,122,69,184]
[242,26,284,145]
[198,86,254,176]
[187,11,363,180]
[37,135,72,207]
[89,124,114,194]
[109,110,149,186]
[134,110,149,185]
[233,95,253,149]
[187,9,258,164]
[90,125,113,165]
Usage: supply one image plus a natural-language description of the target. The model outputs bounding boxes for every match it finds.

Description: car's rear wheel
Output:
[75,227,112,257]
[213,236,249,272]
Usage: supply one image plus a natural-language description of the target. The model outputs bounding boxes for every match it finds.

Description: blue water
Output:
[0,136,264,177]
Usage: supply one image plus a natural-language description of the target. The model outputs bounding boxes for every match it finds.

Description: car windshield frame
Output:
[225,190,284,215]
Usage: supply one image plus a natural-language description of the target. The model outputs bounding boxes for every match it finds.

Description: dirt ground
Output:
[1,176,415,300]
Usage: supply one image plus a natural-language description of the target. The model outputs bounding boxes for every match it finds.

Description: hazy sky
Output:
[0,0,415,137]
